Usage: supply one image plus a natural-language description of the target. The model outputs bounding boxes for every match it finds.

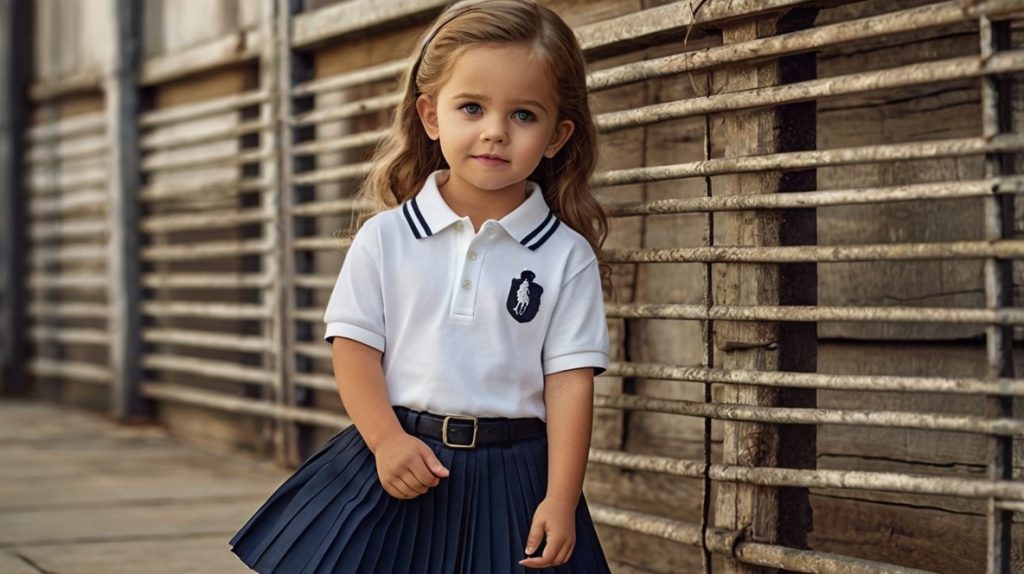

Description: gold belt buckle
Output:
[441,414,478,448]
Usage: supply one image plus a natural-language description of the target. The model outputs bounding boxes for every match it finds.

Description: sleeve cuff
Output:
[542,351,609,377]
[324,322,386,353]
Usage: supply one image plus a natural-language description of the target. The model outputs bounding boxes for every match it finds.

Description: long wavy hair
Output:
[353,0,611,290]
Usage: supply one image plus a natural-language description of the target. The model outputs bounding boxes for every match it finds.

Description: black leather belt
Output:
[393,405,546,448]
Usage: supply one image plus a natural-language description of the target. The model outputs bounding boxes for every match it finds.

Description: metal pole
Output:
[107,0,147,419]
[1,0,31,395]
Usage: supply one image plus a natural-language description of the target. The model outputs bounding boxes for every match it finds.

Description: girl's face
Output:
[416,43,574,198]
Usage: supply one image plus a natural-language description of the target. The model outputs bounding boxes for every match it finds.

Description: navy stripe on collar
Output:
[526,218,560,251]
[520,211,553,246]
[403,198,433,239]
[410,197,432,236]
[402,202,423,239]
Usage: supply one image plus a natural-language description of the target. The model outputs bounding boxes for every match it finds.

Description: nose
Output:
[480,117,507,144]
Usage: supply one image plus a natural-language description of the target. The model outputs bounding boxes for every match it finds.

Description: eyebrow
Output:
[452,92,549,114]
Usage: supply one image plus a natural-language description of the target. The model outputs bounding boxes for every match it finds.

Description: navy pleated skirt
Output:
[229,405,612,573]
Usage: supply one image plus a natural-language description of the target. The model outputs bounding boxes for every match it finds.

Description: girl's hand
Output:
[371,431,449,499]
[518,496,577,569]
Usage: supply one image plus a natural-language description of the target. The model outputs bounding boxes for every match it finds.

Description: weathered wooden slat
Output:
[141,272,271,289]
[142,148,269,173]
[589,504,930,574]
[28,72,104,102]
[28,272,108,290]
[291,274,337,289]
[28,218,106,242]
[292,59,406,96]
[139,381,350,428]
[27,326,110,346]
[604,302,1024,325]
[595,393,1024,436]
[28,244,108,267]
[26,359,112,385]
[26,302,108,320]
[291,0,447,49]
[143,354,275,385]
[606,361,1024,397]
[26,139,107,164]
[588,1,1024,91]
[140,207,274,233]
[287,198,374,217]
[140,119,269,151]
[596,51,1024,133]
[143,327,273,353]
[139,178,269,202]
[293,237,348,251]
[26,169,108,194]
[27,189,108,216]
[141,29,263,86]
[25,112,106,143]
[606,177,1024,215]
[293,342,330,360]
[140,301,271,320]
[291,372,336,392]
[291,161,371,186]
[291,308,324,323]
[588,449,1024,500]
[138,91,268,128]
[593,135,1024,187]
[140,238,273,261]
[603,239,1024,264]
[290,92,400,127]
[291,128,387,157]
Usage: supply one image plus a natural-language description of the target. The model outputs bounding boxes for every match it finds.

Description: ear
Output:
[544,119,575,158]
[416,94,440,141]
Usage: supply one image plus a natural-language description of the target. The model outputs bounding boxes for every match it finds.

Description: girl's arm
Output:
[520,367,594,567]
[332,336,450,500]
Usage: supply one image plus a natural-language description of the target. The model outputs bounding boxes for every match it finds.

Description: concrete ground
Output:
[0,399,289,574]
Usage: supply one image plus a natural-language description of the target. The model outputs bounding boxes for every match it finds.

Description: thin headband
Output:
[408,1,494,94]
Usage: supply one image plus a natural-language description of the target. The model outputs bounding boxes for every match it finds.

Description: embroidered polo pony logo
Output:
[506,270,543,323]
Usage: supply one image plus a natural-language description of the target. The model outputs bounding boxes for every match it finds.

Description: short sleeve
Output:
[323,230,386,352]
[542,258,609,376]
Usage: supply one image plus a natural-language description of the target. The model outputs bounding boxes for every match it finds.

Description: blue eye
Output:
[461,103,482,115]
[512,110,536,122]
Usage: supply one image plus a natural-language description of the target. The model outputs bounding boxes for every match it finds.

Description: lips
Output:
[472,154,509,167]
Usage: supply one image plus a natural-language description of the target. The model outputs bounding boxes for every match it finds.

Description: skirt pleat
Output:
[229,415,612,574]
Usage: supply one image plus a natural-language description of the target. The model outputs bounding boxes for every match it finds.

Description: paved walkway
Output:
[0,399,289,573]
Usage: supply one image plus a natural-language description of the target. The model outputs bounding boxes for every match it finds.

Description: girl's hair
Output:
[353,0,611,291]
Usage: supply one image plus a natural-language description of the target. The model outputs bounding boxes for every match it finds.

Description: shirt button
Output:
[462,279,472,289]
[454,222,465,232]
[467,250,477,260]
[486,226,497,235]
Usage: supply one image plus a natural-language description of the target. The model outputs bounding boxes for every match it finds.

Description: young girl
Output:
[229,1,612,571]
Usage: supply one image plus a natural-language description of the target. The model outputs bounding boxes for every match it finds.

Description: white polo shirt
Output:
[323,170,609,421]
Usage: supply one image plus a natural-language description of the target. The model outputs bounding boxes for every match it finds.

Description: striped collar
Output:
[401,171,561,251]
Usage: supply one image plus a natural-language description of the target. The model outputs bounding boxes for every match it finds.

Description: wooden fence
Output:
[1,0,1022,572]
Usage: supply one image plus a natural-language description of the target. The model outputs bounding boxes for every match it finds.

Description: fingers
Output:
[421,447,450,478]
[519,532,574,568]
[380,441,449,500]
[410,447,447,488]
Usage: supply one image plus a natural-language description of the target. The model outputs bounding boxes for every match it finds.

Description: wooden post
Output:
[260,0,293,467]
[277,0,313,467]
[979,16,1016,574]
[106,0,148,420]
[0,0,30,396]
[713,9,818,572]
